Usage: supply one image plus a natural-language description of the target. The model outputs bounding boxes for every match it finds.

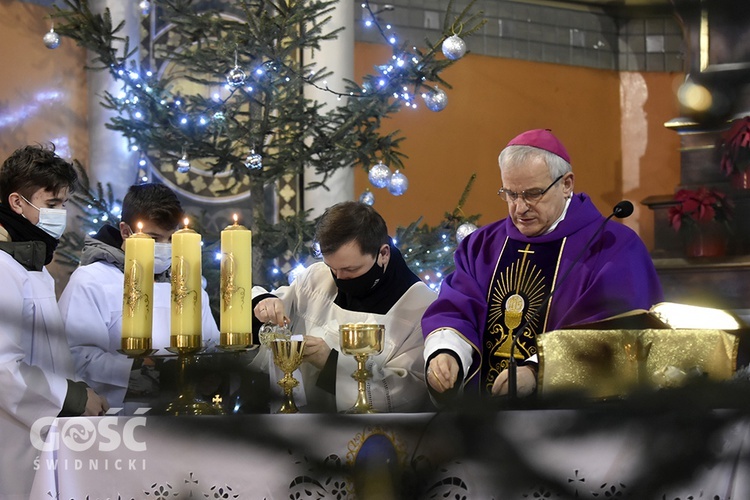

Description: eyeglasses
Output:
[497,174,564,204]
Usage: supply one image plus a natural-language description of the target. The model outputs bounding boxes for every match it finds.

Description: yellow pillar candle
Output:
[220,214,253,349]
[121,222,154,354]
[170,218,203,352]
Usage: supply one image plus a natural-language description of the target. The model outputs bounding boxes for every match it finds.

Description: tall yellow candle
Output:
[121,222,154,354]
[220,214,253,349]
[170,217,203,352]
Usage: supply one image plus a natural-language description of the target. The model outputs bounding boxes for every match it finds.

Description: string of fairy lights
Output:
[45,0,481,288]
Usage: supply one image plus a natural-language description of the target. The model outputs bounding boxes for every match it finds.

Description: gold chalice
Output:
[339,323,385,414]
[270,338,306,414]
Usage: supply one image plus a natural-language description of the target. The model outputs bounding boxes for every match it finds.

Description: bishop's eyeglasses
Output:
[497,174,564,204]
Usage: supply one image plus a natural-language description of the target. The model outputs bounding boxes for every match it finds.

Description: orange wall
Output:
[0,2,88,166]
[354,43,682,250]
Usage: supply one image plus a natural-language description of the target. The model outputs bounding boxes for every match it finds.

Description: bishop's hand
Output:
[492,365,537,397]
[427,353,459,393]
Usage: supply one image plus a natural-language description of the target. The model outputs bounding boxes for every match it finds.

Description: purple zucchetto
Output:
[506,128,571,164]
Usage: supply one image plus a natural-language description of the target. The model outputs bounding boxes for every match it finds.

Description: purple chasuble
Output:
[421,193,664,391]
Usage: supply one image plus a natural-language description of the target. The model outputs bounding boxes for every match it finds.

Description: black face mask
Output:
[333,259,384,298]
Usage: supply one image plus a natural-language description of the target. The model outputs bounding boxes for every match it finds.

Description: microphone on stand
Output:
[506,200,634,399]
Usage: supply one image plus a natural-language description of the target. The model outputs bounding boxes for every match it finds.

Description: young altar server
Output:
[59,183,220,407]
[0,144,109,499]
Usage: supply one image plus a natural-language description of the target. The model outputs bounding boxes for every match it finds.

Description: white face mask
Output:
[153,242,172,274]
[20,195,67,240]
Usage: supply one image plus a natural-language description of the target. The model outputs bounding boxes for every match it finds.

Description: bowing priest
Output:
[422,129,663,400]
[0,144,109,499]
[253,201,436,412]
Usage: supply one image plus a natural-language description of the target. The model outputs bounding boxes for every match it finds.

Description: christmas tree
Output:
[51,0,485,288]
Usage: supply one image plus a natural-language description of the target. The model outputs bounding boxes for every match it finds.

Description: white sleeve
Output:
[424,328,474,378]
[58,269,132,404]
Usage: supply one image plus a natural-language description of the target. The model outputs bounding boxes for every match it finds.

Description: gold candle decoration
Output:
[170,217,203,353]
[121,222,154,354]
[219,213,253,350]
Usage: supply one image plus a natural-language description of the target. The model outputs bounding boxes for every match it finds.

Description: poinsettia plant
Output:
[720,116,750,175]
[668,187,733,232]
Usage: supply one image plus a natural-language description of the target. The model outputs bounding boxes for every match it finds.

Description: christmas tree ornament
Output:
[213,111,226,123]
[43,28,60,49]
[368,162,392,189]
[359,189,375,206]
[226,48,246,88]
[442,34,467,60]
[312,242,322,259]
[387,170,408,196]
[422,87,448,112]
[244,149,263,170]
[226,66,247,88]
[176,153,191,173]
[456,222,478,243]
[138,0,151,16]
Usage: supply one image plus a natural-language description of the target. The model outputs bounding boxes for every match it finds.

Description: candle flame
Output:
[232,213,239,225]
[183,217,189,228]
[137,221,143,233]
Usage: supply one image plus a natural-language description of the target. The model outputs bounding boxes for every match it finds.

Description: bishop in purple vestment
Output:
[422,129,663,399]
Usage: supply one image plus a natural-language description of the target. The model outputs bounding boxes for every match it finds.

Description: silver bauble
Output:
[176,154,191,173]
[226,66,247,88]
[456,222,478,243]
[213,111,226,123]
[442,34,467,60]
[312,242,322,259]
[359,190,375,206]
[422,87,448,112]
[244,150,263,170]
[387,170,409,196]
[43,29,60,49]
[368,162,392,189]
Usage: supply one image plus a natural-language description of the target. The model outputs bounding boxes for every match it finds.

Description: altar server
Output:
[253,201,435,412]
[59,183,220,407]
[422,129,664,399]
[0,144,109,499]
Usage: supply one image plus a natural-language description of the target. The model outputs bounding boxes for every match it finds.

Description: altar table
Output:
[30,403,750,499]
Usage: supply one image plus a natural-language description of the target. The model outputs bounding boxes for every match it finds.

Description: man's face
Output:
[9,187,69,226]
[323,240,387,280]
[121,220,175,243]
[500,156,573,237]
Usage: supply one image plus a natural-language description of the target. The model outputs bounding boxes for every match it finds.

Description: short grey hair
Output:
[498,145,572,179]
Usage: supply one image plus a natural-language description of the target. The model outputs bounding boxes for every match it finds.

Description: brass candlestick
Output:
[270,339,306,414]
[339,323,385,414]
[164,345,224,416]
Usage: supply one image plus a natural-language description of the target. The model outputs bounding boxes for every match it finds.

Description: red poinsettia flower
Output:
[668,187,733,232]
[720,116,750,175]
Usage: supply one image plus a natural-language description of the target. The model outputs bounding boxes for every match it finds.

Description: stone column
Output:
[87,0,141,202]
[302,2,355,219]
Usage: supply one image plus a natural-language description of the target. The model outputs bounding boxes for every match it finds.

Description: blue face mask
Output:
[20,195,67,240]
